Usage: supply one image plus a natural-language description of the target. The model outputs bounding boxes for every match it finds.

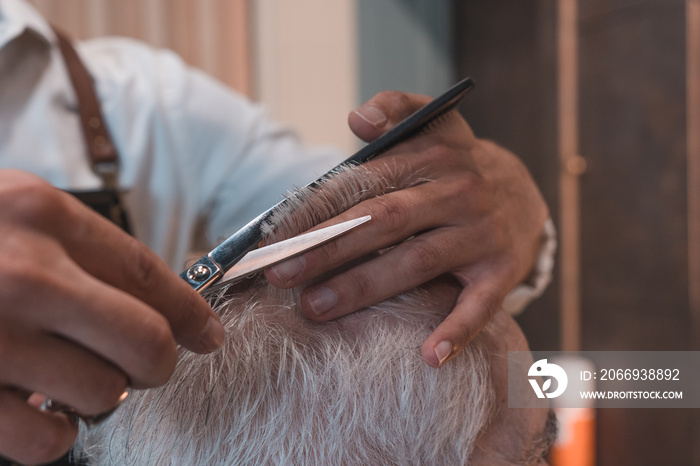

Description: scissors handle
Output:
[181,212,268,291]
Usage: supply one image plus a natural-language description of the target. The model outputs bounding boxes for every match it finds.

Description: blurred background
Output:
[31,0,699,464]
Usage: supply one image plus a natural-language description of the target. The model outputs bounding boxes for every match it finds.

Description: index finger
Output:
[53,190,224,354]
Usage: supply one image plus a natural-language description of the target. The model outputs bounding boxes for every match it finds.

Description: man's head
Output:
[75,164,554,464]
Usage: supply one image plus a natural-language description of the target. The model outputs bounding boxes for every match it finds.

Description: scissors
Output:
[181,77,475,294]
[44,78,474,426]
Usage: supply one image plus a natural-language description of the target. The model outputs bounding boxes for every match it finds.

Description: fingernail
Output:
[354,105,388,128]
[200,316,225,351]
[434,340,454,367]
[271,256,306,283]
[307,287,338,316]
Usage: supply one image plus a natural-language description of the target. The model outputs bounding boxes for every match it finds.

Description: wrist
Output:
[502,218,557,316]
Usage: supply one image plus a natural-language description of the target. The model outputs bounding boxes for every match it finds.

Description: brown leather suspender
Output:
[51,26,132,233]
[53,26,120,188]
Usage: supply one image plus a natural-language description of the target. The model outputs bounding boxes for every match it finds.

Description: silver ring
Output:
[41,388,131,426]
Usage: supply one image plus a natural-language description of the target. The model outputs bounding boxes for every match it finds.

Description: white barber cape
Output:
[0,0,340,271]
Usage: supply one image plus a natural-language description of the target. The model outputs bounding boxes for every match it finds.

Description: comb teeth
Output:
[261,163,430,245]
[418,109,454,135]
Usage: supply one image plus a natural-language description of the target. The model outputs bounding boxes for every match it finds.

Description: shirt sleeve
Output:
[178,67,344,246]
[501,218,557,315]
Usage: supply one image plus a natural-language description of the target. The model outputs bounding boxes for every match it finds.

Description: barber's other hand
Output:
[0,171,224,465]
[266,91,547,368]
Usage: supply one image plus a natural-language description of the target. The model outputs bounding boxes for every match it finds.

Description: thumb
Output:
[348,91,432,142]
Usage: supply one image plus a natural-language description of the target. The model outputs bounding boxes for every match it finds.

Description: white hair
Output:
[74,164,496,465]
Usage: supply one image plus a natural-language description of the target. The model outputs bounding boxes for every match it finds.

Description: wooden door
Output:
[454,1,698,464]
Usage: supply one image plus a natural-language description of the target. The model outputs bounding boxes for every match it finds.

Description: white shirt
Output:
[0,0,554,314]
[0,0,341,271]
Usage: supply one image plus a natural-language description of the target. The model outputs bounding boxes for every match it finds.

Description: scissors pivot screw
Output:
[186,264,212,281]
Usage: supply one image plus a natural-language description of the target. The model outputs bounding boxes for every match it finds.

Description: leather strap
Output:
[52,26,120,188]
[50,26,132,234]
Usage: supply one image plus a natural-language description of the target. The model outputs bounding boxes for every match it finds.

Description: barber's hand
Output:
[266,91,548,369]
[0,171,225,465]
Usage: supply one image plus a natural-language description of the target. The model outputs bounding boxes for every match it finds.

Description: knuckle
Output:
[473,291,500,321]
[0,256,56,298]
[0,259,31,293]
[369,196,408,233]
[369,91,428,121]
[347,269,376,300]
[450,173,488,213]
[405,242,442,277]
[85,371,129,415]
[454,171,485,198]
[317,235,342,264]
[423,141,456,164]
[134,318,177,385]
[373,90,409,109]
[124,239,161,297]
[0,174,64,226]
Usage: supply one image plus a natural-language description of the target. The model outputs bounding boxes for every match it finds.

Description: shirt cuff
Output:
[501,218,557,316]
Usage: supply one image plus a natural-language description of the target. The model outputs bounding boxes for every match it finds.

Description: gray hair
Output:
[74,164,496,465]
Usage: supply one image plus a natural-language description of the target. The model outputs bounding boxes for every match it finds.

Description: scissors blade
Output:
[213,215,371,287]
